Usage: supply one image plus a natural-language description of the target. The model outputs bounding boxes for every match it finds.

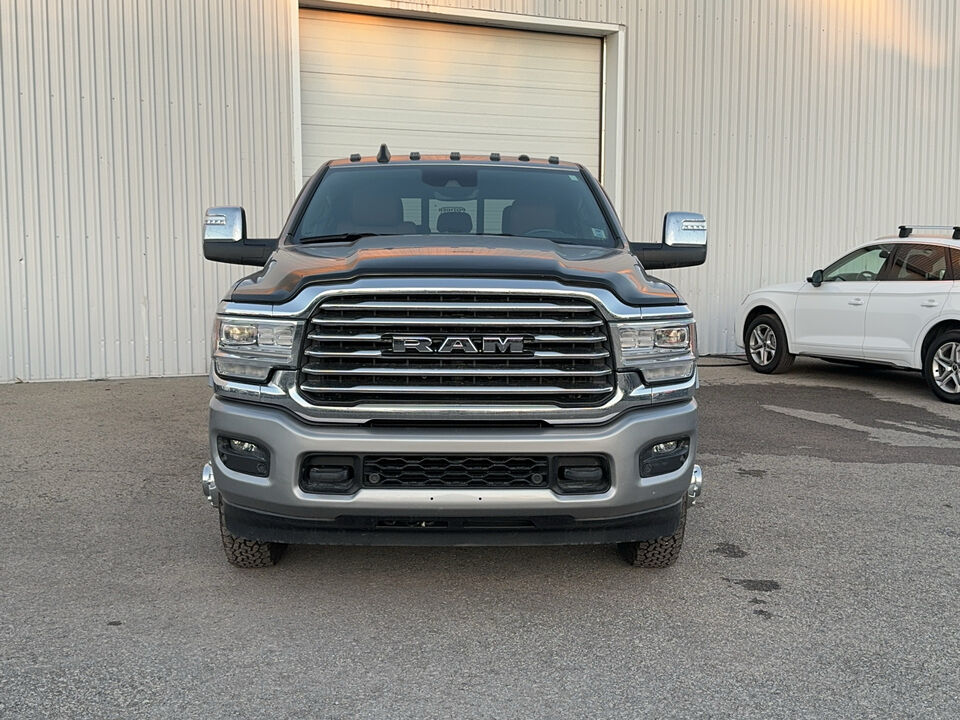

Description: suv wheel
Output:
[924,330,960,404]
[745,314,795,374]
[219,509,285,568]
[617,504,686,568]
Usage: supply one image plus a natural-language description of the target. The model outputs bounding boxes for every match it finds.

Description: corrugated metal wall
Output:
[3,0,958,380]
[623,0,960,353]
[0,0,296,381]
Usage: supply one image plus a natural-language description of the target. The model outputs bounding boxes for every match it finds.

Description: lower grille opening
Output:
[364,455,550,489]
[299,454,610,494]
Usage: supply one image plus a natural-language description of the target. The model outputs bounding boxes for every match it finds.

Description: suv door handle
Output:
[848,298,864,306]
[921,300,939,308]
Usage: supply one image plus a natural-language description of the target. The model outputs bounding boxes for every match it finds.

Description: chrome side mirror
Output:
[663,211,707,249]
[629,212,708,270]
[203,206,246,243]
[203,206,277,265]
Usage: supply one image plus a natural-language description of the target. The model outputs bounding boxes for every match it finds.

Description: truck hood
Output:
[228,235,682,306]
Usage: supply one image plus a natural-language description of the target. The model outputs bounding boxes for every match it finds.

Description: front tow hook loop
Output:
[687,464,703,505]
[201,462,220,507]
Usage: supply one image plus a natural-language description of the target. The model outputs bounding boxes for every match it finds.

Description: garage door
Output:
[298,10,602,181]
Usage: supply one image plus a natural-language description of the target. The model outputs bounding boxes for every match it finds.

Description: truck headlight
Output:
[213,317,302,382]
[612,321,697,384]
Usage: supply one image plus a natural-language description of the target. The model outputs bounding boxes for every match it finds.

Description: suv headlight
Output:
[213,317,303,382]
[612,321,697,384]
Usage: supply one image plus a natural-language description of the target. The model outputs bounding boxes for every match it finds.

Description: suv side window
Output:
[950,248,960,281]
[823,245,892,282]
[886,244,950,281]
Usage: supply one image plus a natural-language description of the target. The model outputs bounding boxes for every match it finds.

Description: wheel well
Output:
[743,305,779,341]
[922,320,960,361]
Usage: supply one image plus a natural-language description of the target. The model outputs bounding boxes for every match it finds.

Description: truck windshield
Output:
[294,165,617,248]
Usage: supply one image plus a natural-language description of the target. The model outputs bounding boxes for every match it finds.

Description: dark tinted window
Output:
[294,165,615,247]
[951,248,960,280]
[887,244,950,281]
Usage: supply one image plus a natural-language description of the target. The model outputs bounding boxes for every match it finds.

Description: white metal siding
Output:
[622,0,960,353]
[0,0,296,381]
[298,10,602,180]
[3,0,959,381]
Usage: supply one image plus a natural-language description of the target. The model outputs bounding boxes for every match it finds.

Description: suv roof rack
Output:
[898,224,960,239]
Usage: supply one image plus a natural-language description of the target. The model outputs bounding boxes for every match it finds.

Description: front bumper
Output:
[208,395,698,543]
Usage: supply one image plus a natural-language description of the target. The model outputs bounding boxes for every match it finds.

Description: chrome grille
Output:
[298,293,615,406]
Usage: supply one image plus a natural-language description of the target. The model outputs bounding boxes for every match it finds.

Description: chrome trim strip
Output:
[299,384,615,395]
[302,366,610,377]
[211,368,697,426]
[311,316,605,327]
[303,348,610,360]
[218,278,691,322]
[305,332,609,343]
[322,300,597,312]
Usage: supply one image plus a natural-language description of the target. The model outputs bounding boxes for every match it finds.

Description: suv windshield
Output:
[294,165,616,248]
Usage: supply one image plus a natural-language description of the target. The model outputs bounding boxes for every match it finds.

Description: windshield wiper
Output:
[298,232,396,244]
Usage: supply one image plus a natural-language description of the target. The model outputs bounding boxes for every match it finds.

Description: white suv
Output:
[737,226,960,403]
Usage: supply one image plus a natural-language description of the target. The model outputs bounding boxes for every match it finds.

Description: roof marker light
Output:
[450,151,461,160]
[489,152,500,161]
[518,154,530,161]
[548,155,560,164]
[409,151,421,160]
[349,153,361,162]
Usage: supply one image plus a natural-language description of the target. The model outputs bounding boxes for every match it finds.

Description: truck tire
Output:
[617,504,686,568]
[923,330,960,404]
[219,509,284,568]
[745,313,795,374]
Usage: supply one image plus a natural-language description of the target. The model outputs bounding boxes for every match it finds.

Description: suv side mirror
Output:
[629,212,708,270]
[203,206,278,266]
[807,269,824,287]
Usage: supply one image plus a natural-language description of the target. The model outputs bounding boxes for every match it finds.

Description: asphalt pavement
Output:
[1,359,958,719]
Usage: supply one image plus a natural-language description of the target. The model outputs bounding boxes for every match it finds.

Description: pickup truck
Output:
[201,147,707,568]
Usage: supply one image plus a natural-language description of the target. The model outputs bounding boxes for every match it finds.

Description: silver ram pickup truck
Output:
[201,147,707,569]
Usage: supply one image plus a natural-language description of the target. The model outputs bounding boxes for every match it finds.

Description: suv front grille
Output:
[297,292,615,406]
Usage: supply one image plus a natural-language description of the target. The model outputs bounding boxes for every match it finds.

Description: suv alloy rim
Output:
[932,341,960,394]
[749,324,777,366]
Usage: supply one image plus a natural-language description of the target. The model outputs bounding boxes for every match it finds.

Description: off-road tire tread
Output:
[746,314,795,374]
[617,507,686,568]
[219,512,283,568]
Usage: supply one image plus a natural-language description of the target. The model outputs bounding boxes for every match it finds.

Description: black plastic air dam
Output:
[219,497,685,547]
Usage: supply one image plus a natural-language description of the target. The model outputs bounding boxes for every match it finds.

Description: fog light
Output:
[229,439,261,455]
[640,438,690,478]
[217,436,269,477]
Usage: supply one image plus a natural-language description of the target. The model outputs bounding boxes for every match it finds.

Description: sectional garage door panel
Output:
[298,10,601,180]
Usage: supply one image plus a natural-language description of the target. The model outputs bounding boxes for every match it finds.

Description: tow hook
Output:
[201,463,220,507]
[687,464,703,505]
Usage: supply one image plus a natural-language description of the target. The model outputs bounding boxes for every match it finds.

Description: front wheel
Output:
[219,508,285,568]
[745,314,795,374]
[617,504,686,568]
[924,330,960,403]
